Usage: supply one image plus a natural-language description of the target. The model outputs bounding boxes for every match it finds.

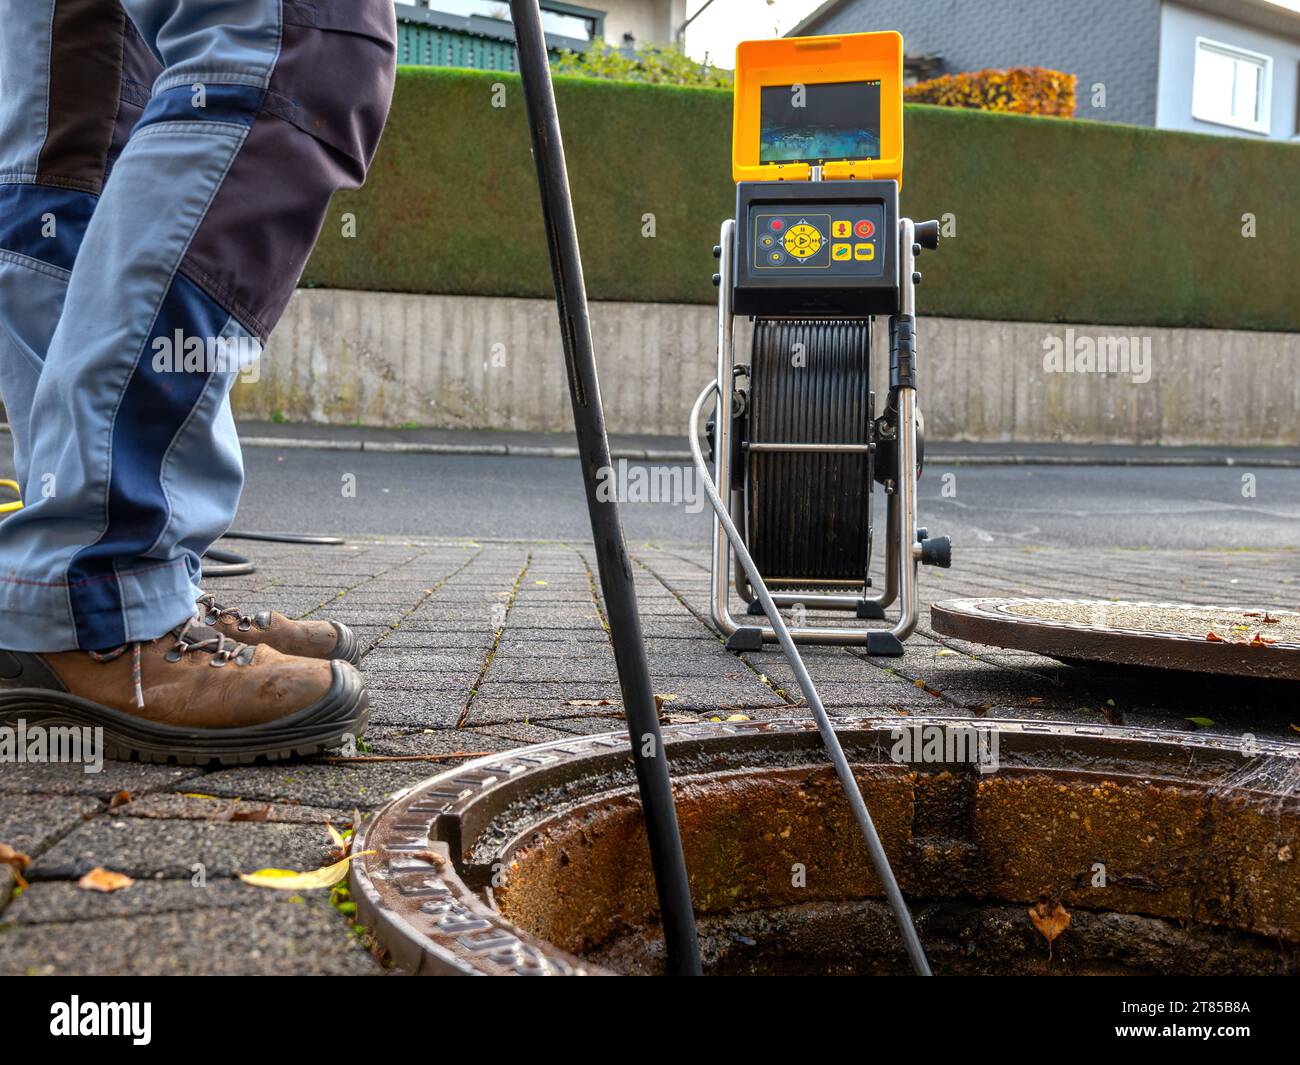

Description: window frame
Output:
[1191,35,1273,135]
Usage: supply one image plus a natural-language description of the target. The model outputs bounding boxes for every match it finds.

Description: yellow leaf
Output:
[326,822,348,850]
[79,867,134,893]
[239,852,374,891]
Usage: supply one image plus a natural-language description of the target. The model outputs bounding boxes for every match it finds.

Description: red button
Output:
[855,219,875,238]
[770,218,784,232]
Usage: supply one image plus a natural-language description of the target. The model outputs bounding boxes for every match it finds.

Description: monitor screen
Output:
[759,80,882,165]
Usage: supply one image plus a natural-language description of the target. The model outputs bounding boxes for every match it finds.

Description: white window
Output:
[1192,36,1272,134]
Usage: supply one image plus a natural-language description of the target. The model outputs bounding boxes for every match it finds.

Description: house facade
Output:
[394,0,688,70]
[793,0,1300,140]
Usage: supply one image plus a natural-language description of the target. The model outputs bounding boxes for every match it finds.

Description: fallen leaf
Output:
[106,791,132,811]
[79,867,134,893]
[0,843,31,871]
[1205,631,1225,643]
[564,698,612,707]
[239,852,375,891]
[1250,633,1276,647]
[1028,894,1070,957]
[1,843,31,889]
[228,805,271,823]
[725,713,750,722]
[1026,696,1044,705]
[326,821,348,850]
[937,649,959,657]
[210,802,271,823]
[1185,716,1215,729]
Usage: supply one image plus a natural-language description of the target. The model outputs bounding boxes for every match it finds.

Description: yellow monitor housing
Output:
[732,32,904,186]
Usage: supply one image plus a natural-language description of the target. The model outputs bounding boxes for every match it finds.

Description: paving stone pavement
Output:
[2,536,1297,974]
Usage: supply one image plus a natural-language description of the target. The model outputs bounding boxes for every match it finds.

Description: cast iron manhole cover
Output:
[931,597,1300,680]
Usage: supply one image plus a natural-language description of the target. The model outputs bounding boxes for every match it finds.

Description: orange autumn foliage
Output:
[906,66,1077,117]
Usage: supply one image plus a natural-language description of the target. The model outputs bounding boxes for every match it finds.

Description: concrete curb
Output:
[5,424,1297,467]
[239,435,1300,467]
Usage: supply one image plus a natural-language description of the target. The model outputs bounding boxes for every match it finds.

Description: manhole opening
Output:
[493,765,1299,976]
[356,722,1300,976]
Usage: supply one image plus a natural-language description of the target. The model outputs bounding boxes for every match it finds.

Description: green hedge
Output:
[304,67,1300,332]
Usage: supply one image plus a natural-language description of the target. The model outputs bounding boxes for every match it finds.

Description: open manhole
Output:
[351,718,1300,976]
[931,598,1300,680]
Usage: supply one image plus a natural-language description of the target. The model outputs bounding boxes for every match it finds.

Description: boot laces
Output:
[196,592,268,632]
[88,617,253,710]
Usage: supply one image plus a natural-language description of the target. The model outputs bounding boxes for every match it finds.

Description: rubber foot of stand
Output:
[866,631,905,656]
[856,600,886,620]
[745,599,766,616]
[726,627,765,652]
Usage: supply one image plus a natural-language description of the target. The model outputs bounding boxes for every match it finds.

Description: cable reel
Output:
[744,319,875,590]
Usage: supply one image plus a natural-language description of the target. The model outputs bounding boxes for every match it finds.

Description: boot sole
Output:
[0,660,368,767]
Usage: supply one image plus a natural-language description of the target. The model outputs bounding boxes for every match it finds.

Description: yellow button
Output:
[832,243,852,261]
[784,222,822,259]
[854,243,875,261]
[832,220,852,238]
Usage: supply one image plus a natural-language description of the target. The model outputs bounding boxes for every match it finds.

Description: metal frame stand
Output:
[708,218,925,654]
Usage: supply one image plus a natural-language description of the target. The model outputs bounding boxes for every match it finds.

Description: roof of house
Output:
[789,0,1300,42]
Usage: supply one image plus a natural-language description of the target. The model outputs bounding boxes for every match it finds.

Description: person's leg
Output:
[0,0,394,762]
[0,0,396,653]
[0,1,154,499]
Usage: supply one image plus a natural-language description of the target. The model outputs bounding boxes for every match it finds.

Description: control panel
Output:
[733,180,898,317]
[752,207,885,275]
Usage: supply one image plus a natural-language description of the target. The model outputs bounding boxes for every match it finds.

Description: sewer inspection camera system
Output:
[510,3,931,975]
[696,32,952,655]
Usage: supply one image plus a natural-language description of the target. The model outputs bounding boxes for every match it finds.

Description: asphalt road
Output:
[3,441,1298,548]
[221,448,1300,548]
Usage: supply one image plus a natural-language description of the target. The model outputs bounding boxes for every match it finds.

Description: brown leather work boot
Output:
[195,592,362,665]
[0,619,368,765]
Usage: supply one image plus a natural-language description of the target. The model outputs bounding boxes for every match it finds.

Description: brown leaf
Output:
[1205,631,1225,643]
[211,803,272,823]
[1028,893,1070,957]
[78,867,134,893]
[1250,632,1276,647]
[565,699,613,707]
[106,790,132,811]
[1,843,31,890]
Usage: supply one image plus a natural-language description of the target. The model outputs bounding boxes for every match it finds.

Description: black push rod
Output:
[508,0,703,976]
